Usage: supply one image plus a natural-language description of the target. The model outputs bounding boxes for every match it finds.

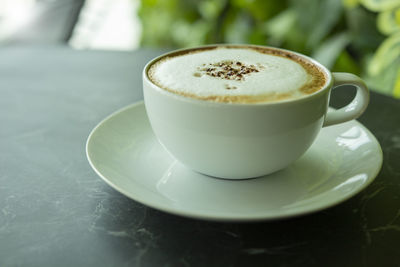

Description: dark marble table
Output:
[1,45,399,267]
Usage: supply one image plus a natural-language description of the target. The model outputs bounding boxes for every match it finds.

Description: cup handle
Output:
[323,72,370,127]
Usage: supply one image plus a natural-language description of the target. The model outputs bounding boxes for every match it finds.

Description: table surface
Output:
[1,45,399,267]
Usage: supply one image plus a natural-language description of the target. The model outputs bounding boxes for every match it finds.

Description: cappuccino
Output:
[148,45,327,104]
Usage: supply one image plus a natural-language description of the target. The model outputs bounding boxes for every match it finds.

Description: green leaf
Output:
[231,0,288,21]
[368,32,400,75]
[290,0,343,49]
[171,20,210,47]
[263,9,297,44]
[308,0,344,48]
[224,11,253,43]
[360,0,400,11]
[333,50,361,74]
[342,0,360,8]
[249,28,267,45]
[377,7,400,35]
[394,67,400,97]
[366,58,400,95]
[198,0,227,20]
[312,32,351,69]
[139,0,199,47]
[345,6,385,51]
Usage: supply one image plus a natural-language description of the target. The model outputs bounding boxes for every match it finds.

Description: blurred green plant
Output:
[138,0,400,97]
[360,0,400,97]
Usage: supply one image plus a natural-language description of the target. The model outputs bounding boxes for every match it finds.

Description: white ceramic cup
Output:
[143,45,369,179]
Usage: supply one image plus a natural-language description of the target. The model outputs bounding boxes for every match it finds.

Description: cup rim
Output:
[143,44,333,107]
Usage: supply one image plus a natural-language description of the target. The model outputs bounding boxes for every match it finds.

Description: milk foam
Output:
[148,47,325,103]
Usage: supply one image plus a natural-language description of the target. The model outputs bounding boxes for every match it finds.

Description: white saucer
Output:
[86,102,383,222]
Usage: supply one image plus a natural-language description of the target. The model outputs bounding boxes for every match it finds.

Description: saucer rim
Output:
[86,101,383,222]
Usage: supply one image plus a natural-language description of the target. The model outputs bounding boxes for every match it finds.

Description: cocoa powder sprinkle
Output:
[196,60,263,81]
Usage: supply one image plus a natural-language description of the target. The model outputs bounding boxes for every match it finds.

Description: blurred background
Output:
[0,0,399,97]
